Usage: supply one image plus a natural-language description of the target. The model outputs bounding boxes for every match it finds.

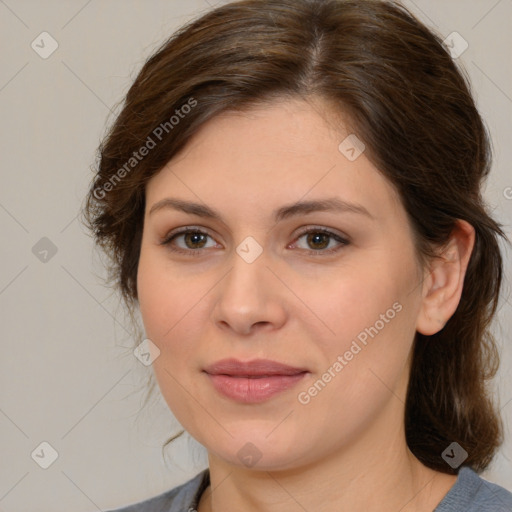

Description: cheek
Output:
[137,247,197,339]
[299,252,420,401]
[137,253,206,421]
[136,248,217,380]
[294,284,415,443]
[298,261,405,351]
[137,265,171,342]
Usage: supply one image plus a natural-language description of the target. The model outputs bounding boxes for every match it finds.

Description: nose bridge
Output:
[223,241,270,305]
[211,238,286,333]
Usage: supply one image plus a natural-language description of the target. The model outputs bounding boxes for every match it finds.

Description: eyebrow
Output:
[148,197,374,222]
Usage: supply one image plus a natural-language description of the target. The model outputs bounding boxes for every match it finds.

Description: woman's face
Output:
[137,98,426,471]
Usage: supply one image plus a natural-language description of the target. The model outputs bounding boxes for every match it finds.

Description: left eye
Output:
[291,229,349,254]
[162,230,217,251]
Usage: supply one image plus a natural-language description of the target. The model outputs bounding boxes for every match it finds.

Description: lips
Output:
[203,358,309,403]
[203,358,308,377]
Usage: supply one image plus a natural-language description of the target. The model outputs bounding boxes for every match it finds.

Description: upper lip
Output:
[203,358,308,377]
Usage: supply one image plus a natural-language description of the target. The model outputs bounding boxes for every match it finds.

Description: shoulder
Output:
[435,466,512,512]
[104,468,210,512]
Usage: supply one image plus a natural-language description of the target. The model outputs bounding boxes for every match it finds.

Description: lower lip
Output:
[205,372,308,403]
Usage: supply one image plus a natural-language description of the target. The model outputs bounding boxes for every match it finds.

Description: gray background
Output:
[0,1,511,510]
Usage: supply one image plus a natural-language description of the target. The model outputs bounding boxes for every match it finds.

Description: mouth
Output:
[203,358,308,376]
[203,358,309,403]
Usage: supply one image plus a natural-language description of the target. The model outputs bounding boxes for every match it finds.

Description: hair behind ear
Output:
[405,214,505,473]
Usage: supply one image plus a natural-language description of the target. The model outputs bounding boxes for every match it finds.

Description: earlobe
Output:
[416,220,475,336]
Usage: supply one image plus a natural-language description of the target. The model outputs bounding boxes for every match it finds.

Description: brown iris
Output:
[306,232,329,250]
[184,232,208,249]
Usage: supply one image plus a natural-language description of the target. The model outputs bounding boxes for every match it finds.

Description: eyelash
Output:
[159,226,350,257]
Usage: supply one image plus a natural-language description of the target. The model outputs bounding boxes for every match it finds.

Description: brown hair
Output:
[83,0,508,474]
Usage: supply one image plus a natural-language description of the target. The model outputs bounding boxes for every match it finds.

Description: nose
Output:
[210,247,288,336]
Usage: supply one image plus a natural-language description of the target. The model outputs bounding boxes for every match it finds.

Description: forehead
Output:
[146,98,403,223]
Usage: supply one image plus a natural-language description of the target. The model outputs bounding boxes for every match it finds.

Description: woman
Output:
[84,0,512,510]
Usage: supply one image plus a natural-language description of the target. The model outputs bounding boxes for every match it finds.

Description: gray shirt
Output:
[106,466,512,511]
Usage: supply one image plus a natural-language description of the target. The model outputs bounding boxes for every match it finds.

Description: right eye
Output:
[160,227,219,256]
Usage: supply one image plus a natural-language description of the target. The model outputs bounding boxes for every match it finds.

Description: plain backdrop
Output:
[0,1,511,510]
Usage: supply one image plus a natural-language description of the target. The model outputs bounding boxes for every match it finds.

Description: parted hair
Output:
[83,0,508,474]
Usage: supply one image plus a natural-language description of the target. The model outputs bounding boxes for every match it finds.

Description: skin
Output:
[136,97,475,511]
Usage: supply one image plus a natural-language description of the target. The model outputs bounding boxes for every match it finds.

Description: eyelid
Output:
[292,225,350,243]
[289,225,350,254]
[159,225,219,248]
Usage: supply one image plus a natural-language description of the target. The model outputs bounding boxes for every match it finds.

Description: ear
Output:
[416,219,475,336]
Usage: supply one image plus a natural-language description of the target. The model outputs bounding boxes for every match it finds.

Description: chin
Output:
[198,424,311,471]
